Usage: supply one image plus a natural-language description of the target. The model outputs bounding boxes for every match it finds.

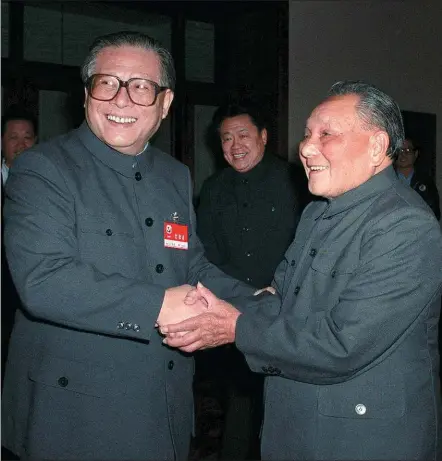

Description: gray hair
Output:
[81,31,176,90]
[328,81,404,160]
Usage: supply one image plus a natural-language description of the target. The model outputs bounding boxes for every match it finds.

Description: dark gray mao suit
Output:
[1,122,256,461]
[236,166,442,460]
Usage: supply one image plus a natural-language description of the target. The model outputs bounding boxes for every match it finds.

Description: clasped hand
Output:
[159,282,241,353]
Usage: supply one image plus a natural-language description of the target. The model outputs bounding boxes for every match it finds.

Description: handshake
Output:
[156,282,275,353]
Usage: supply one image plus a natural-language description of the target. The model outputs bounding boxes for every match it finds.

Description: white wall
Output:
[289,0,442,205]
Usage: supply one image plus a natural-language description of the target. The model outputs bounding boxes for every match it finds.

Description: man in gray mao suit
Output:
[162,81,442,460]
[1,31,258,461]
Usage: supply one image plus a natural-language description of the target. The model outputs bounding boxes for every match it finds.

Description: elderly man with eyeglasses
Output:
[395,138,440,220]
[1,31,262,461]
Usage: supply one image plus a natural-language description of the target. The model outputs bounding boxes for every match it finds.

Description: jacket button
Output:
[355,403,366,415]
[168,360,174,370]
[242,178,248,185]
[242,226,250,232]
[290,260,296,266]
[135,172,142,181]
[105,228,113,236]
[117,321,124,329]
[245,251,253,257]
[156,264,164,273]
[125,322,132,330]
[294,286,300,295]
[309,248,317,257]
[145,217,154,227]
[331,270,337,278]
[133,324,140,332]
[58,376,68,387]
[246,277,252,283]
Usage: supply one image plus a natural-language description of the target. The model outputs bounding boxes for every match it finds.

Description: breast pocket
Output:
[77,212,140,278]
[310,248,358,307]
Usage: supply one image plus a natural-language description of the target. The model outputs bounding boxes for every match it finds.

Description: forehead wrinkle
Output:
[307,113,350,132]
[96,47,161,82]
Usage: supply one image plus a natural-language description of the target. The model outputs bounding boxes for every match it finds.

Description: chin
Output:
[104,134,136,146]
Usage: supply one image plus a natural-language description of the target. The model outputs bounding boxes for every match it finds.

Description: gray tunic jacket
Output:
[236,166,442,460]
[2,122,254,461]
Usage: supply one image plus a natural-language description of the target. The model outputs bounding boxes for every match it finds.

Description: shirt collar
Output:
[396,168,414,185]
[231,153,270,183]
[76,121,153,177]
[2,158,9,185]
[318,165,397,219]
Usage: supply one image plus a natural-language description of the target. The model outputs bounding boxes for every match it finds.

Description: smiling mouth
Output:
[309,165,328,172]
[233,153,247,159]
[107,115,137,124]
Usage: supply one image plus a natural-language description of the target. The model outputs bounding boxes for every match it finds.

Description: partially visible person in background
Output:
[195,102,307,460]
[1,105,38,385]
[1,106,37,186]
[394,137,440,220]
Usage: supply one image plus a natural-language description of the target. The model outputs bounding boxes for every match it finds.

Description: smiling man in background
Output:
[1,107,37,185]
[196,103,305,459]
[162,81,442,461]
[1,106,38,383]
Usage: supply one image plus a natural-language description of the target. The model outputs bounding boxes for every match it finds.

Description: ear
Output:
[369,131,389,167]
[261,128,268,145]
[161,89,174,119]
[84,87,88,108]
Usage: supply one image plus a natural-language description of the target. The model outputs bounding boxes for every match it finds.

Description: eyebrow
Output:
[222,127,249,135]
[8,130,35,135]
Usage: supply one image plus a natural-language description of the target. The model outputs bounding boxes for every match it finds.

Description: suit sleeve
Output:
[235,207,442,384]
[4,151,168,342]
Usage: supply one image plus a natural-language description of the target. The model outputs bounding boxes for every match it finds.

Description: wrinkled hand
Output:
[160,282,241,353]
[156,284,208,327]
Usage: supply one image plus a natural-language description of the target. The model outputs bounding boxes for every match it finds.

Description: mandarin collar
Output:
[231,153,271,183]
[76,121,153,177]
[316,165,397,219]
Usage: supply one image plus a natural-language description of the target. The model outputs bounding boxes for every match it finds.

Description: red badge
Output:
[164,221,189,250]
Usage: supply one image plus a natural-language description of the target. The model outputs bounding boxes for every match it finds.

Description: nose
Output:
[231,136,241,149]
[112,85,132,108]
[300,139,319,159]
[16,138,27,150]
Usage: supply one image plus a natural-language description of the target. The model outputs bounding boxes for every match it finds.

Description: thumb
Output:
[196,282,216,306]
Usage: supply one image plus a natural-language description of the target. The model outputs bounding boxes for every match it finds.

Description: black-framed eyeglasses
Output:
[398,147,416,156]
[86,74,168,107]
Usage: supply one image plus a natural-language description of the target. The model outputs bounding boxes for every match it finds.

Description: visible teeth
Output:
[233,153,246,159]
[107,115,137,124]
[310,166,328,171]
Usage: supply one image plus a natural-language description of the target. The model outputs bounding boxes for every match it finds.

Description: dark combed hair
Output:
[81,31,176,90]
[212,101,267,133]
[1,105,38,137]
[328,80,404,160]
